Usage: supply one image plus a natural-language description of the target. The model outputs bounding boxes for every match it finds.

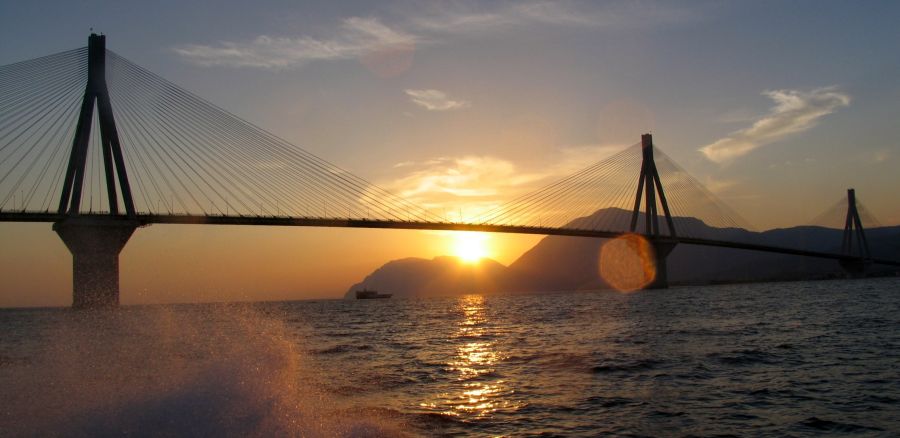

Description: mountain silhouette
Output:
[344,256,508,299]
[346,208,900,298]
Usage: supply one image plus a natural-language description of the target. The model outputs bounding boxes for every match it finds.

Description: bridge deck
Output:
[2,212,897,267]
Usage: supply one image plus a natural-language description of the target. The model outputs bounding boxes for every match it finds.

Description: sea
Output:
[1,278,899,437]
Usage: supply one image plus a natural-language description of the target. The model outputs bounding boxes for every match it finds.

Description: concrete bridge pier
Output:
[839,259,869,279]
[53,218,138,308]
[648,239,678,289]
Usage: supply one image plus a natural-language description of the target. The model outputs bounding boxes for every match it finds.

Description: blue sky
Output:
[1,1,899,305]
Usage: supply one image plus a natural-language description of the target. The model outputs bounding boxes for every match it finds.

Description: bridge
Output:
[1,34,896,308]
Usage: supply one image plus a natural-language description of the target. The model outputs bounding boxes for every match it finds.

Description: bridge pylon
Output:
[54,34,138,308]
[629,134,677,289]
[838,188,871,278]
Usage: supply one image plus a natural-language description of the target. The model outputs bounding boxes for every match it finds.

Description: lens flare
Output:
[598,234,657,292]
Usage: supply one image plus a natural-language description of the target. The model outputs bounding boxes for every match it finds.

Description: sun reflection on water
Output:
[419,295,523,419]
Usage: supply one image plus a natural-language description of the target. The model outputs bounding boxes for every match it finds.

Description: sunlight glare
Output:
[452,232,490,263]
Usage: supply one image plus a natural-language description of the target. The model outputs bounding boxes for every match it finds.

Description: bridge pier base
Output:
[839,259,869,279]
[53,218,138,309]
[648,240,678,289]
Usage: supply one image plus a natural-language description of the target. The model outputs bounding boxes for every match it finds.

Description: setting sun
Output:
[452,232,490,263]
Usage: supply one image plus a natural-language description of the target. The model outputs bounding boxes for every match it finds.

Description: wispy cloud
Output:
[388,144,621,201]
[173,17,416,68]
[380,156,544,220]
[409,1,697,35]
[174,2,700,69]
[389,156,541,199]
[405,89,470,111]
[700,87,850,164]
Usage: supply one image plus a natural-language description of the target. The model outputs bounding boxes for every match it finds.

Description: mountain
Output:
[343,256,509,299]
[506,208,900,292]
[345,208,900,298]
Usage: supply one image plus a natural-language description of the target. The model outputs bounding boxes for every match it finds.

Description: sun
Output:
[451,232,490,263]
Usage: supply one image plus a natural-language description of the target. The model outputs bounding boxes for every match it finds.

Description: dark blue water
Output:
[2,278,899,436]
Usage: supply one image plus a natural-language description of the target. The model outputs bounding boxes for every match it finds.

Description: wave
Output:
[584,396,641,408]
[798,417,884,433]
[591,358,664,374]
[708,349,778,366]
[505,351,592,371]
[310,344,374,355]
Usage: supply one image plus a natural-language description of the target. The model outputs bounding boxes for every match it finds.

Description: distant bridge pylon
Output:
[840,188,871,277]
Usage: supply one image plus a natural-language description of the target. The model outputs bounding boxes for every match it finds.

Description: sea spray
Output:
[0,304,410,437]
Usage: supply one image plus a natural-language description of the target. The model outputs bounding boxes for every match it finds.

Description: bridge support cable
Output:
[0,48,87,213]
[520,147,638,229]
[808,191,881,232]
[474,143,642,229]
[103,51,444,223]
[650,147,753,240]
[108,54,346,217]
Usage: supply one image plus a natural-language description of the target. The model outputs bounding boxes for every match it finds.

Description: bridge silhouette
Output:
[1,35,896,308]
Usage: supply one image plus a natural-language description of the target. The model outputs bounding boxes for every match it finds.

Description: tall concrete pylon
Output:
[54,34,138,308]
[629,134,678,289]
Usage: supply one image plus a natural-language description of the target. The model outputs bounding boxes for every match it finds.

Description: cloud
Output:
[379,143,629,221]
[409,1,697,35]
[173,17,416,68]
[174,2,700,69]
[408,8,513,34]
[404,89,470,111]
[388,156,540,198]
[388,144,621,202]
[700,87,850,164]
[379,156,546,220]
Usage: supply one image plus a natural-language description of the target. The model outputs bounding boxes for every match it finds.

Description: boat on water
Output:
[356,289,392,299]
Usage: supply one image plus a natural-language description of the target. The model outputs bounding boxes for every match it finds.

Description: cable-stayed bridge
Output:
[1,35,896,308]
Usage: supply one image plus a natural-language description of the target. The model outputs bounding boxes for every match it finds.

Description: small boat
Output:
[356,288,392,299]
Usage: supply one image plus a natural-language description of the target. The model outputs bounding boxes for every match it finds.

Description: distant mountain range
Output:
[345,208,900,298]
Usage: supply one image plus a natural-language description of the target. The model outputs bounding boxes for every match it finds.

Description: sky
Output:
[1,0,899,306]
